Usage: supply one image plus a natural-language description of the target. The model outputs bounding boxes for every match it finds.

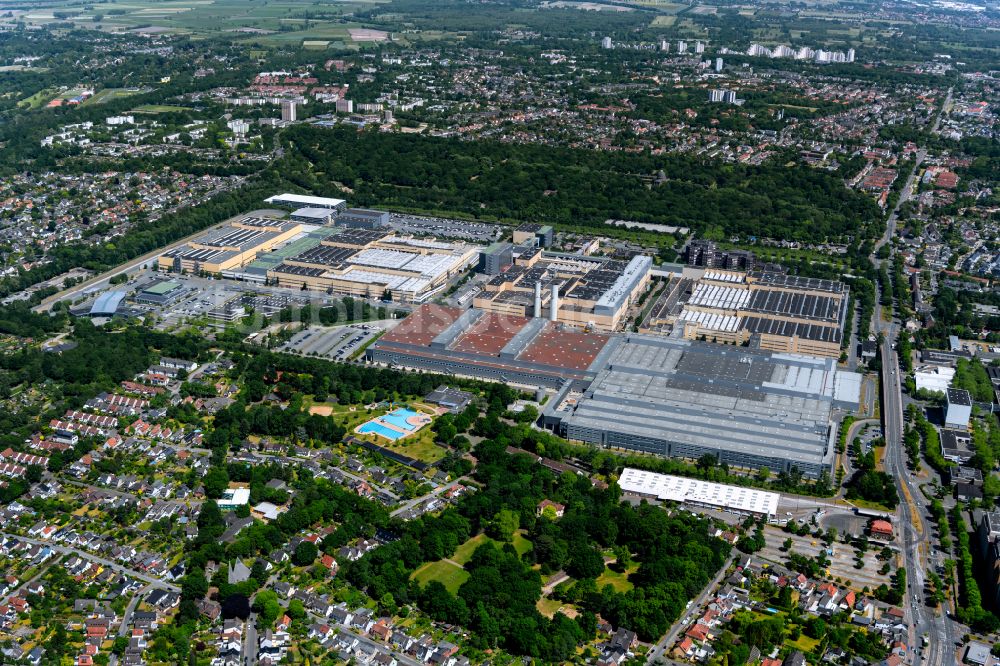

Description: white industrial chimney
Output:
[534,282,543,318]
[549,284,559,322]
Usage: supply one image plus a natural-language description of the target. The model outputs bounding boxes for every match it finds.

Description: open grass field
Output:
[788,633,821,652]
[18,87,58,109]
[452,533,492,565]
[650,15,676,27]
[413,531,534,593]
[133,104,193,114]
[84,87,147,106]
[410,559,469,594]
[376,431,448,464]
[240,26,358,48]
[452,530,533,565]
[0,65,49,72]
[624,0,686,8]
[512,530,533,557]
[536,597,565,617]
[596,563,637,592]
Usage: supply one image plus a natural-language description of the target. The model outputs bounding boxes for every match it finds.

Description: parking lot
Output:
[390,213,502,242]
[78,269,391,333]
[279,323,392,361]
[757,525,895,590]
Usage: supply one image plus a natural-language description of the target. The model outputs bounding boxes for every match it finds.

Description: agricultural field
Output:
[6,0,391,38]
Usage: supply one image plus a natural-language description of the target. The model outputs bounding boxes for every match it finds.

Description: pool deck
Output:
[354,408,432,442]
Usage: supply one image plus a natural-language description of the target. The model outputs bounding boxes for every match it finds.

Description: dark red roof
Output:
[381,304,464,347]
[452,313,532,356]
[518,322,608,370]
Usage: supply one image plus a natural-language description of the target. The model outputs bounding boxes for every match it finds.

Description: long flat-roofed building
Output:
[367,303,619,388]
[264,193,347,211]
[617,467,780,518]
[159,216,303,274]
[547,335,860,478]
[267,229,477,303]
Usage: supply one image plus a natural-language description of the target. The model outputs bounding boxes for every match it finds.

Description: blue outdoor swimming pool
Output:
[381,408,421,431]
[358,421,405,440]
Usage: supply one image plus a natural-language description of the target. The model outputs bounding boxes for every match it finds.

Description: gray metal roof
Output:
[559,335,856,466]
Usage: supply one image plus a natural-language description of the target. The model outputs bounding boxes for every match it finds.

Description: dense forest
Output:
[282,125,883,243]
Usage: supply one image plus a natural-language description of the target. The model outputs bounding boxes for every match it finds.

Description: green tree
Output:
[293,540,318,566]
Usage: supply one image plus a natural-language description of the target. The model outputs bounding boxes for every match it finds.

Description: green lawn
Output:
[848,498,895,513]
[452,531,532,565]
[84,87,146,106]
[412,531,534,594]
[453,533,492,565]
[410,559,469,594]
[788,633,820,652]
[536,597,564,617]
[512,530,533,557]
[376,430,447,464]
[18,88,58,109]
[596,564,636,592]
[133,104,193,114]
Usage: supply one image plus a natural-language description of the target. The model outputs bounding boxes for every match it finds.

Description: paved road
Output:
[873,85,960,664]
[244,612,259,666]
[304,609,423,666]
[62,478,142,502]
[108,584,152,666]
[118,584,151,637]
[879,315,959,665]
[390,478,464,518]
[645,554,734,665]
[1,559,55,605]
[0,532,179,592]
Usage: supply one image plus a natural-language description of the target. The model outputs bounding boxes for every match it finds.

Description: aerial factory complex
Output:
[23,166,863,491]
[145,191,861,480]
[366,223,859,479]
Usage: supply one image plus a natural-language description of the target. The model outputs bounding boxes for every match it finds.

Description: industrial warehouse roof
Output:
[90,290,127,316]
[617,467,780,517]
[265,193,346,209]
[558,335,859,468]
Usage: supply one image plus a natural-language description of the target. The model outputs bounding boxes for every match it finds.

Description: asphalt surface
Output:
[108,585,152,666]
[871,87,960,664]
